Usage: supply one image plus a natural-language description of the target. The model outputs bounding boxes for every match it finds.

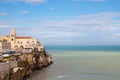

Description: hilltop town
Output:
[0,28,53,80]
[0,28,43,54]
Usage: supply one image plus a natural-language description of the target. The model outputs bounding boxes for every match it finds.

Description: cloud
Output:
[1,12,120,45]
[39,12,120,32]
[2,12,120,33]
[49,7,55,10]
[43,32,88,39]
[33,12,120,43]
[0,20,5,25]
[21,0,45,3]
[86,0,107,2]
[0,25,11,28]
[0,12,8,16]
[5,0,46,4]
[114,33,120,36]
[18,10,29,15]
[72,0,107,2]
[73,12,120,20]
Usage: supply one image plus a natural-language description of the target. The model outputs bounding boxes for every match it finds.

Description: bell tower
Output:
[10,28,16,49]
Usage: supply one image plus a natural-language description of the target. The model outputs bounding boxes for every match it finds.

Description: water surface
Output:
[27,46,120,80]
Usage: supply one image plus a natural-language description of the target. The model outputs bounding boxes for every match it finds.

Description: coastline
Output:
[27,50,120,80]
[0,50,53,80]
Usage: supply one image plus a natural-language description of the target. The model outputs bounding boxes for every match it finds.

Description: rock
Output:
[0,50,53,80]
[10,68,25,80]
[0,71,9,80]
[47,55,53,65]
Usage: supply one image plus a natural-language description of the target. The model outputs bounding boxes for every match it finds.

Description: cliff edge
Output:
[0,49,53,80]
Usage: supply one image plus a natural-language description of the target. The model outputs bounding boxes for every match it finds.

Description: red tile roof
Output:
[16,36,32,39]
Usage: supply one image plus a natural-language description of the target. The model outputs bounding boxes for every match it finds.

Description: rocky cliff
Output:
[0,50,53,80]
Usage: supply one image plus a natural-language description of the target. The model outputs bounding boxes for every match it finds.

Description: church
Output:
[0,28,43,53]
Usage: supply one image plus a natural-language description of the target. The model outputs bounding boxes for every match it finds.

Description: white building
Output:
[0,41,11,54]
[0,28,43,53]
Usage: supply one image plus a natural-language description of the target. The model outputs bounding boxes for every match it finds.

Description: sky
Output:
[0,0,120,46]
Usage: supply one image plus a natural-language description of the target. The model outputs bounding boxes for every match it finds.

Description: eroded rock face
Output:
[0,71,9,80]
[10,68,25,80]
[0,50,53,80]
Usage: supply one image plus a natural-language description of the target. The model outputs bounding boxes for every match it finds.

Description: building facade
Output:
[0,28,43,53]
[0,41,11,54]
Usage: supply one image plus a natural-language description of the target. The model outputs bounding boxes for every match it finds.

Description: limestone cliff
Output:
[0,50,53,80]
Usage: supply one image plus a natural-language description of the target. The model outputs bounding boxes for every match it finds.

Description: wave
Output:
[47,74,72,80]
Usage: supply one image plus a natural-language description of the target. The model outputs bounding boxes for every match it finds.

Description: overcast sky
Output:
[0,0,120,45]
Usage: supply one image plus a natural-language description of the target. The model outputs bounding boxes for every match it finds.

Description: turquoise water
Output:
[45,45,120,51]
[27,46,120,80]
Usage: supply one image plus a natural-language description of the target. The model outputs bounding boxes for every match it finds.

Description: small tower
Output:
[10,28,16,49]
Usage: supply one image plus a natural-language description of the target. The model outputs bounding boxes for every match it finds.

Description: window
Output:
[14,45,18,48]
[27,41,29,44]
[20,45,24,49]
[11,38,13,41]
[40,48,43,50]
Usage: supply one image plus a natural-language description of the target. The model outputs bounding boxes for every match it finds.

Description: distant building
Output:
[0,28,43,53]
[0,41,11,54]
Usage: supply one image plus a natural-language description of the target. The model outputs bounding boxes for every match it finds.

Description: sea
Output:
[27,46,120,80]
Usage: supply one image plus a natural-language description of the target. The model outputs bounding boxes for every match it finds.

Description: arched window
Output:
[14,45,18,48]
[11,38,13,41]
[27,41,29,44]
[20,45,24,49]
